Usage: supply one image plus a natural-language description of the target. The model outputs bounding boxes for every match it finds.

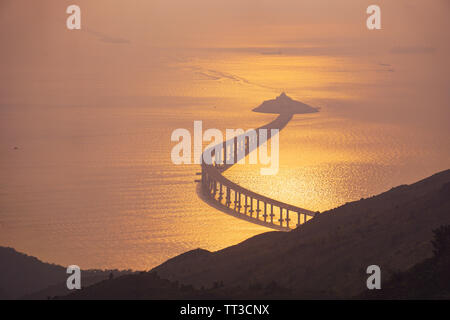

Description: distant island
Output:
[252,92,319,114]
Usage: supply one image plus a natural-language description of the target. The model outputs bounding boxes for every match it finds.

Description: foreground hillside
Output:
[62,223,450,299]
[151,169,450,298]
[362,225,450,299]
[4,169,450,299]
[0,247,133,299]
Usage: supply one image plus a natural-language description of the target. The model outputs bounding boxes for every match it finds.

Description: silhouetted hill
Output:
[5,170,450,299]
[151,169,450,298]
[0,247,133,299]
[61,222,450,300]
[0,247,65,299]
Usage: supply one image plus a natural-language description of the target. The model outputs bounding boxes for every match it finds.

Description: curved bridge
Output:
[198,113,317,231]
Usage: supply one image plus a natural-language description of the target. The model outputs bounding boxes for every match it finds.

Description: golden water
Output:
[1,49,449,270]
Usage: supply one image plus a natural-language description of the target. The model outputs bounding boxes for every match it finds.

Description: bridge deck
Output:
[198,113,317,230]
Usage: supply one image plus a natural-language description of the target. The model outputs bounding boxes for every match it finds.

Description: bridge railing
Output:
[201,161,316,230]
[198,113,317,231]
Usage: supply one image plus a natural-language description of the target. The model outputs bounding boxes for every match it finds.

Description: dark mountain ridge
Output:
[3,169,449,299]
[151,169,450,298]
[0,247,133,299]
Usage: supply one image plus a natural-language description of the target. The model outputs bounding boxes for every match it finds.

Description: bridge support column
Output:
[270,204,274,223]
[234,136,238,164]
[244,195,248,213]
[249,198,254,217]
[256,200,261,219]
[212,181,217,196]
[223,141,227,164]
[218,183,223,202]
[278,207,284,226]
[236,193,241,212]
[245,136,249,154]
[263,202,268,221]
[286,209,290,228]
[226,187,231,207]
[297,212,301,227]
[256,130,259,148]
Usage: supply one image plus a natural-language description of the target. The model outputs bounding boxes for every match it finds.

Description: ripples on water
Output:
[1,52,449,270]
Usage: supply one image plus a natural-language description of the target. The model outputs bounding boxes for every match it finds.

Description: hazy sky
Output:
[1,1,449,113]
[1,3,448,69]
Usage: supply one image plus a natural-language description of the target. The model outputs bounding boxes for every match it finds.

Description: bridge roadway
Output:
[198,112,317,231]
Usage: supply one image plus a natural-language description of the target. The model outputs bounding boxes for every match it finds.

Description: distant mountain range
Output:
[1,169,449,299]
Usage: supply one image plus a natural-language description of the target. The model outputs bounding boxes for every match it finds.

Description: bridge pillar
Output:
[278,207,284,226]
[212,180,217,196]
[286,209,290,228]
[249,198,254,217]
[270,204,274,223]
[218,183,223,201]
[236,192,241,211]
[256,200,261,219]
[226,187,231,207]
[245,136,249,154]
[234,136,238,164]
[263,202,268,221]
[297,212,301,227]
[223,141,227,164]
[256,130,259,148]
